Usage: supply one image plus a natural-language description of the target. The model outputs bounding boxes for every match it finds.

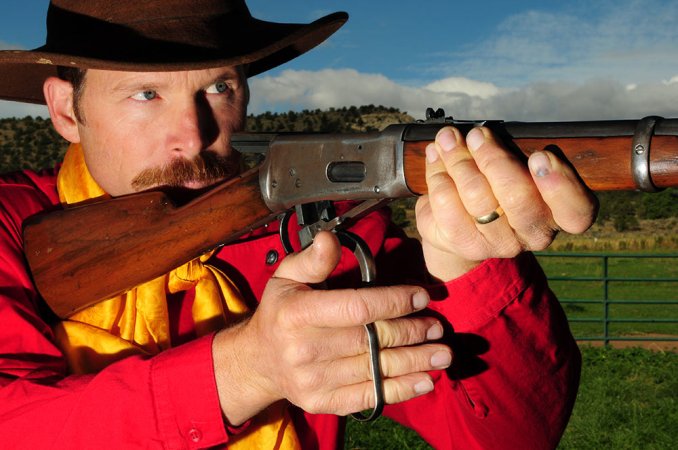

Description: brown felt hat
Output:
[0,0,348,104]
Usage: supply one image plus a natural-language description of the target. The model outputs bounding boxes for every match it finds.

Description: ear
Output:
[43,76,81,143]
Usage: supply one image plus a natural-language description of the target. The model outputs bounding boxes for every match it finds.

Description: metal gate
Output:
[535,253,678,346]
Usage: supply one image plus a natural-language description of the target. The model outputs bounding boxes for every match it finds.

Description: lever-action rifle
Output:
[22,111,678,318]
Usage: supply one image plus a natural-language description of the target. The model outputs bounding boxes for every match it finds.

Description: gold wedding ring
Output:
[474,206,504,224]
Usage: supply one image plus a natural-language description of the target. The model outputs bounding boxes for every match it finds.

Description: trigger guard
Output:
[278,209,296,255]
[336,231,376,284]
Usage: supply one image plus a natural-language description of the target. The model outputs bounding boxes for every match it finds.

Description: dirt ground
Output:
[579,334,678,352]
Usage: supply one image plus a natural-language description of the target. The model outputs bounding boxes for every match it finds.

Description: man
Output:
[0,1,596,448]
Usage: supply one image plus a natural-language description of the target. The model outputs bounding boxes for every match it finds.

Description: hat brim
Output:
[0,12,348,105]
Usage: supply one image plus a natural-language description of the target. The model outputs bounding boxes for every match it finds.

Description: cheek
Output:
[212,91,247,131]
[79,125,151,195]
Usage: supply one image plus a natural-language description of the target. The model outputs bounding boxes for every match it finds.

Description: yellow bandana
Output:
[54,143,300,449]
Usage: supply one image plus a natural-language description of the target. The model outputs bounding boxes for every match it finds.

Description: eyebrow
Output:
[204,70,243,88]
[109,79,162,95]
[109,70,242,95]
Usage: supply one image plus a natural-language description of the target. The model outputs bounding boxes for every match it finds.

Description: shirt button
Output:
[188,427,202,443]
[265,249,279,265]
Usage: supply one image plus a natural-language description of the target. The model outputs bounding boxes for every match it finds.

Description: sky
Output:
[1,0,678,121]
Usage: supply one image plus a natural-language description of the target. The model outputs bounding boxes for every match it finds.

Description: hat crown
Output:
[44,0,259,61]
[49,0,251,24]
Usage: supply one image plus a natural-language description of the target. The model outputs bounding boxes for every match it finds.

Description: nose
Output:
[167,94,218,158]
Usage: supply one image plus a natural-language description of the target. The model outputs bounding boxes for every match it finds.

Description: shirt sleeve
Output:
[0,183,229,449]
[383,251,581,449]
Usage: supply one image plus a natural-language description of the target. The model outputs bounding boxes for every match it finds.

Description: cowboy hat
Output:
[0,0,348,104]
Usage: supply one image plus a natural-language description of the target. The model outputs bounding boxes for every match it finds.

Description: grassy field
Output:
[559,346,678,449]
[344,346,678,449]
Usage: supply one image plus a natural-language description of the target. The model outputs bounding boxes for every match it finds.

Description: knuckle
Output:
[323,389,365,417]
[428,188,459,215]
[455,170,486,198]
[380,347,427,378]
[360,386,376,411]
[494,238,524,259]
[563,208,596,235]
[277,305,303,331]
[356,324,371,350]
[383,379,415,405]
[376,318,426,349]
[475,149,507,173]
[296,369,324,394]
[345,291,373,324]
[290,341,318,366]
[374,321,394,348]
[526,229,558,251]
[501,185,534,213]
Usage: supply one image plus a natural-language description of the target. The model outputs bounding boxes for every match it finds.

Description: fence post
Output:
[603,255,610,346]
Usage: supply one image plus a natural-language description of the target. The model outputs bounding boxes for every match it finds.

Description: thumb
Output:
[528,150,598,234]
[273,231,342,284]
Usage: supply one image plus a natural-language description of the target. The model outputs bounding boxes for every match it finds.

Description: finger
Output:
[421,139,477,241]
[375,316,443,349]
[273,231,342,284]
[434,126,500,220]
[318,372,436,416]
[287,284,431,329]
[466,127,557,246]
[528,150,599,234]
[330,343,452,385]
[298,316,443,362]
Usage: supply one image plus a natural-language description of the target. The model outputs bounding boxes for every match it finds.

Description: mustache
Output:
[131,151,240,191]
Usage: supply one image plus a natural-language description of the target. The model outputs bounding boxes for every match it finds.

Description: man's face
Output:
[74,66,248,196]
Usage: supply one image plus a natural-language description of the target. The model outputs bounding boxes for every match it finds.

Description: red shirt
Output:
[0,169,580,449]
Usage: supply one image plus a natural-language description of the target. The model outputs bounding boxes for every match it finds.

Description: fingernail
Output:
[529,152,552,177]
[437,128,457,152]
[412,291,430,310]
[414,379,434,395]
[466,127,485,152]
[431,350,452,369]
[426,323,443,340]
[425,143,439,163]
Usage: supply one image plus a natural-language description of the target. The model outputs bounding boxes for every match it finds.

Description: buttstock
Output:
[23,167,275,317]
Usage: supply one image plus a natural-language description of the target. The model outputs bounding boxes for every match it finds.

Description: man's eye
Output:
[131,90,158,101]
[206,81,230,94]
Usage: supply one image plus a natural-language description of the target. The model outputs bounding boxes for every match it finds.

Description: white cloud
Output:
[418,0,678,87]
[423,78,501,99]
[250,69,678,121]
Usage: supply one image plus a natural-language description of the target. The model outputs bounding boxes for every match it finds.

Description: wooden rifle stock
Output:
[23,167,279,317]
[403,135,678,193]
[22,118,678,317]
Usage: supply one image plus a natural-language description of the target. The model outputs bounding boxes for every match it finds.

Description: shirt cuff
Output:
[425,252,544,331]
[151,333,228,449]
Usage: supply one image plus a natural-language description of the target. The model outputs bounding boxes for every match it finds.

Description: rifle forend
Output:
[23,116,678,317]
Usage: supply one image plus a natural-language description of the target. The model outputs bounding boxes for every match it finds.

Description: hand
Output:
[212,232,452,425]
[417,126,598,281]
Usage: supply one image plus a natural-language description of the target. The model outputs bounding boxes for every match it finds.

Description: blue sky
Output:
[1,0,678,120]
